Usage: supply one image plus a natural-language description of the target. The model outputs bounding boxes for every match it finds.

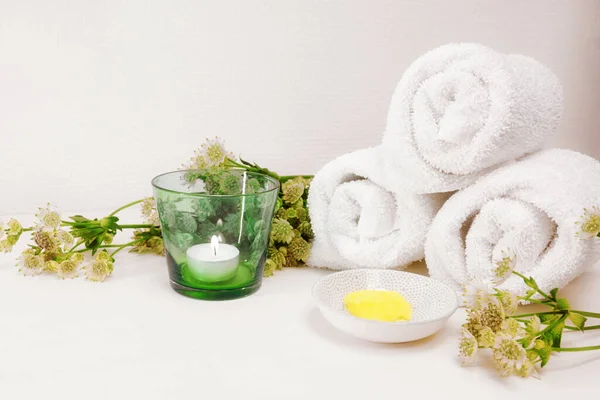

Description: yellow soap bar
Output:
[344,290,412,322]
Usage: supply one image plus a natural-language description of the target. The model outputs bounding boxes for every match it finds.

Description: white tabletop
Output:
[2,211,600,399]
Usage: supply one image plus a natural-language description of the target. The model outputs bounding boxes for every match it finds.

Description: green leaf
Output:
[537,346,552,367]
[542,318,565,348]
[539,314,559,324]
[568,312,587,331]
[271,218,294,244]
[69,215,91,223]
[268,246,287,270]
[556,298,570,311]
[177,213,197,234]
[523,276,539,290]
[549,288,559,300]
[522,289,537,301]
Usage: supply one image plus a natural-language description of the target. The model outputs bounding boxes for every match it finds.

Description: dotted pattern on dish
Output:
[313,269,458,323]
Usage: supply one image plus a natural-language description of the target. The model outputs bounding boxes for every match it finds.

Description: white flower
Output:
[57,260,79,279]
[0,219,6,241]
[182,149,208,170]
[495,290,519,315]
[141,197,160,226]
[16,250,45,276]
[477,326,496,348]
[85,259,113,282]
[493,250,516,284]
[500,318,526,339]
[35,203,61,232]
[182,137,235,170]
[478,296,506,333]
[458,328,479,366]
[516,359,540,379]
[200,137,234,167]
[84,251,114,282]
[462,277,495,309]
[55,229,74,248]
[70,252,85,266]
[576,207,600,239]
[492,333,529,376]
[7,218,22,236]
[525,315,541,337]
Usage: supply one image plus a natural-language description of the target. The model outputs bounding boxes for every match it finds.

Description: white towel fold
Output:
[425,149,600,297]
[307,147,447,270]
[380,43,563,194]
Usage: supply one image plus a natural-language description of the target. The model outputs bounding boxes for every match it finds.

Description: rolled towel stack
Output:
[425,149,600,297]
[307,147,447,270]
[380,43,563,194]
[308,42,565,273]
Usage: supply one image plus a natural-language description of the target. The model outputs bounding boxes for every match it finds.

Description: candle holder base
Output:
[169,279,261,301]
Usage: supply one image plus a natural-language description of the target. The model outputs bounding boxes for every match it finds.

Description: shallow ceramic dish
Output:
[312,269,459,343]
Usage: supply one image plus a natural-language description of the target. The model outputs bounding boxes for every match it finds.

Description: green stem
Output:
[510,311,563,319]
[223,158,313,185]
[108,199,145,217]
[565,325,600,331]
[571,310,600,319]
[279,175,314,183]
[22,227,34,232]
[529,314,569,341]
[525,299,553,306]
[512,270,554,301]
[117,224,154,229]
[109,238,146,258]
[69,240,85,252]
[553,345,600,352]
[74,244,128,252]
[225,158,282,181]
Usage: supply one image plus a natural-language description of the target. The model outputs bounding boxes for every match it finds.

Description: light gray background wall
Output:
[1,0,599,213]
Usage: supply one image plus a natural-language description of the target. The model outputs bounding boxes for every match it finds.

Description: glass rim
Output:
[151,169,281,198]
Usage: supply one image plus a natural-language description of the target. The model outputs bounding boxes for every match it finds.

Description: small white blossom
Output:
[458,328,479,366]
[55,229,74,248]
[501,318,526,339]
[462,277,495,309]
[57,260,79,279]
[516,359,540,379]
[493,250,516,284]
[496,290,519,315]
[183,137,235,170]
[492,333,529,376]
[525,315,541,337]
[16,250,45,276]
[200,137,234,167]
[35,203,62,232]
[7,218,22,236]
[141,197,160,226]
[576,207,600,239]
[0,219,6,242]
[84,251,114,282]
[477,326,496,348]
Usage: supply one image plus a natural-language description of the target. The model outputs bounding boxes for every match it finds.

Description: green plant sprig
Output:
[509,271,600,358]
[3,137,312,281]
[460,270,600,378]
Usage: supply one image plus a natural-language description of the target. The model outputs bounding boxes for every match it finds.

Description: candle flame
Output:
[211,235,219,256]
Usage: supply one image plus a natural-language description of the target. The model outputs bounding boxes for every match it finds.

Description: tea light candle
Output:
[186,236,240,282]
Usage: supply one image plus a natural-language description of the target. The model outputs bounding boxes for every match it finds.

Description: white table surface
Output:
[2,210,600,399]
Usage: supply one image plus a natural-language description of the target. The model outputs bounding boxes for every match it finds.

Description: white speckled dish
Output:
[312,269,459,343]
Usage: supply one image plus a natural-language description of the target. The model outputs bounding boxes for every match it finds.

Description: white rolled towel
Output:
[380,43,563,194]
[307,147,447,270]
[425,148,600,297]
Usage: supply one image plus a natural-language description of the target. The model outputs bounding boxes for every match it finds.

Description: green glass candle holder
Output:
[151,170,279,300]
